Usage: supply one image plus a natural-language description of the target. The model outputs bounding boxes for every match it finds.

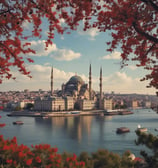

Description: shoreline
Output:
[6,109,134,117]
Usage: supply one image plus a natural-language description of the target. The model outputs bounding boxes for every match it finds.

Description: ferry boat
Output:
[13,121,24,125]
[71,111,80,114]
[136,125,147,133]
[116,127,130,134]
[104,109,119,115]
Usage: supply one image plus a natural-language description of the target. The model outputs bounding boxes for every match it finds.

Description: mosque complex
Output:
[34,65,113,112]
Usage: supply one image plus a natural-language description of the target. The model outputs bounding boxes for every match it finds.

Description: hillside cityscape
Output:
[1,65,158,112]
[1,88,158,112]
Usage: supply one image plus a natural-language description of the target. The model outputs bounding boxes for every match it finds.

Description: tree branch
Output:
[133,22,158,43]
[141,0,158,12]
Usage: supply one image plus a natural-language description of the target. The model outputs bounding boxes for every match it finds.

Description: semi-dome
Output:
[67,75,85,85]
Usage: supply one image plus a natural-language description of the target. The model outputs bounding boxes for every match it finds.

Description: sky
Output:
[0,17,157,95]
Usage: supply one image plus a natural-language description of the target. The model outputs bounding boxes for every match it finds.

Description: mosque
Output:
[34,65,113,111]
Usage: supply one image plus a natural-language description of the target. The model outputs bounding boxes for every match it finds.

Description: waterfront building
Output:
[78,99,97,110]
[17,100,34,109]
[145,101,151,108]
[34,65,104,112]
[61,64,96,101]
[65,96,74,110]
[132,100,139,109]
[102,99,113,110]
[34,96,66,111]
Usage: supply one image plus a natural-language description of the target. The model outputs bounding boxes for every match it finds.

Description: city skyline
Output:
[0,20,156,95]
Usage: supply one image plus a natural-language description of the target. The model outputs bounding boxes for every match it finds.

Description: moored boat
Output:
[136,124,147,133]
[104,110,119,115]
[13,121,23,125]
[137,127,148,132]
[119,110,133,115]
[71,111,80,114]
[116,127,130,134]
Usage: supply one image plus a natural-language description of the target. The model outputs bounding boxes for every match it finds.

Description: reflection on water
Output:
[35,116,94,142]
[1,109,158,156]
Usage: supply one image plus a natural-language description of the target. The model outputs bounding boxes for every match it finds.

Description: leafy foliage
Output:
[0,0,158,88]
[0,134,135,168]
[135,130,158,168]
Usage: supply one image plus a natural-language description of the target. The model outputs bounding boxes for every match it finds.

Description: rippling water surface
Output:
[1,109,158,156]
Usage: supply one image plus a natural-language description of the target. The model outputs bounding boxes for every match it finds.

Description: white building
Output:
[78,99,97,110]
[102,99,113,110]
[34,96,74,112]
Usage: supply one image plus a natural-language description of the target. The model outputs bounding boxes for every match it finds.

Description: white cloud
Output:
[0,65,156,95]
[106,72,132,85]
[51,49,81,61]
[78,28,99,40]
[102,51,121,60]
[0,65,84,91]
[101,72,155,94]
[28,40,57,56]
[128,65,138,70]
[22,21,31,30]
[24,40,81,61]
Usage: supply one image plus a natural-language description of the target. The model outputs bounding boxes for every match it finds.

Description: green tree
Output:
[135,130,158,168]
[25,103,34,110]
[78,149,134,168]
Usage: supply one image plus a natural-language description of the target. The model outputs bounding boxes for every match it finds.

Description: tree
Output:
[25,103,34,110]
[0,0,158,89]
[135,130,158,168]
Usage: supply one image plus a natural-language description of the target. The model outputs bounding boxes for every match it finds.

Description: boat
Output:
[42,116,49,119]
[136,124,147,133]
[119,110,133,115]
[104,109,119,115]
[13,121,24,125]
[71,111,80,114]
[116,127,130,134]
[137,127,148,132]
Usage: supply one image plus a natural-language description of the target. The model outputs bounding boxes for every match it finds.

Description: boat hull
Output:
[116,127,130,134]
[13,121,23,125]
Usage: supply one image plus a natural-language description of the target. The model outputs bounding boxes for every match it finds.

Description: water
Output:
[0,109,158,156]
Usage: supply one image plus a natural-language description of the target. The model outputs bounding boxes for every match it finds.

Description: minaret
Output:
[99,67,103,108]
[51,67,53,96]
[89,64,92,100]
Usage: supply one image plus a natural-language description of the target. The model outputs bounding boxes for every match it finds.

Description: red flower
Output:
[3,145,10,150]
[80,161,85,166]
[35,156,41,163]
[6,159,13,164]
[11,136,17,143]
[26,159,32,166]
[19,151,26,158]
[53,147,58,153]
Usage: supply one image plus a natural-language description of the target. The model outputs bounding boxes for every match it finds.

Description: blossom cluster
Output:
[0,134,86,168]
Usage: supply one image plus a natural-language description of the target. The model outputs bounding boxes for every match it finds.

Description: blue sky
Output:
[0,18,156,95]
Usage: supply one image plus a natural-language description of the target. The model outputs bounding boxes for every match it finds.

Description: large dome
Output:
[67,75,85,85]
